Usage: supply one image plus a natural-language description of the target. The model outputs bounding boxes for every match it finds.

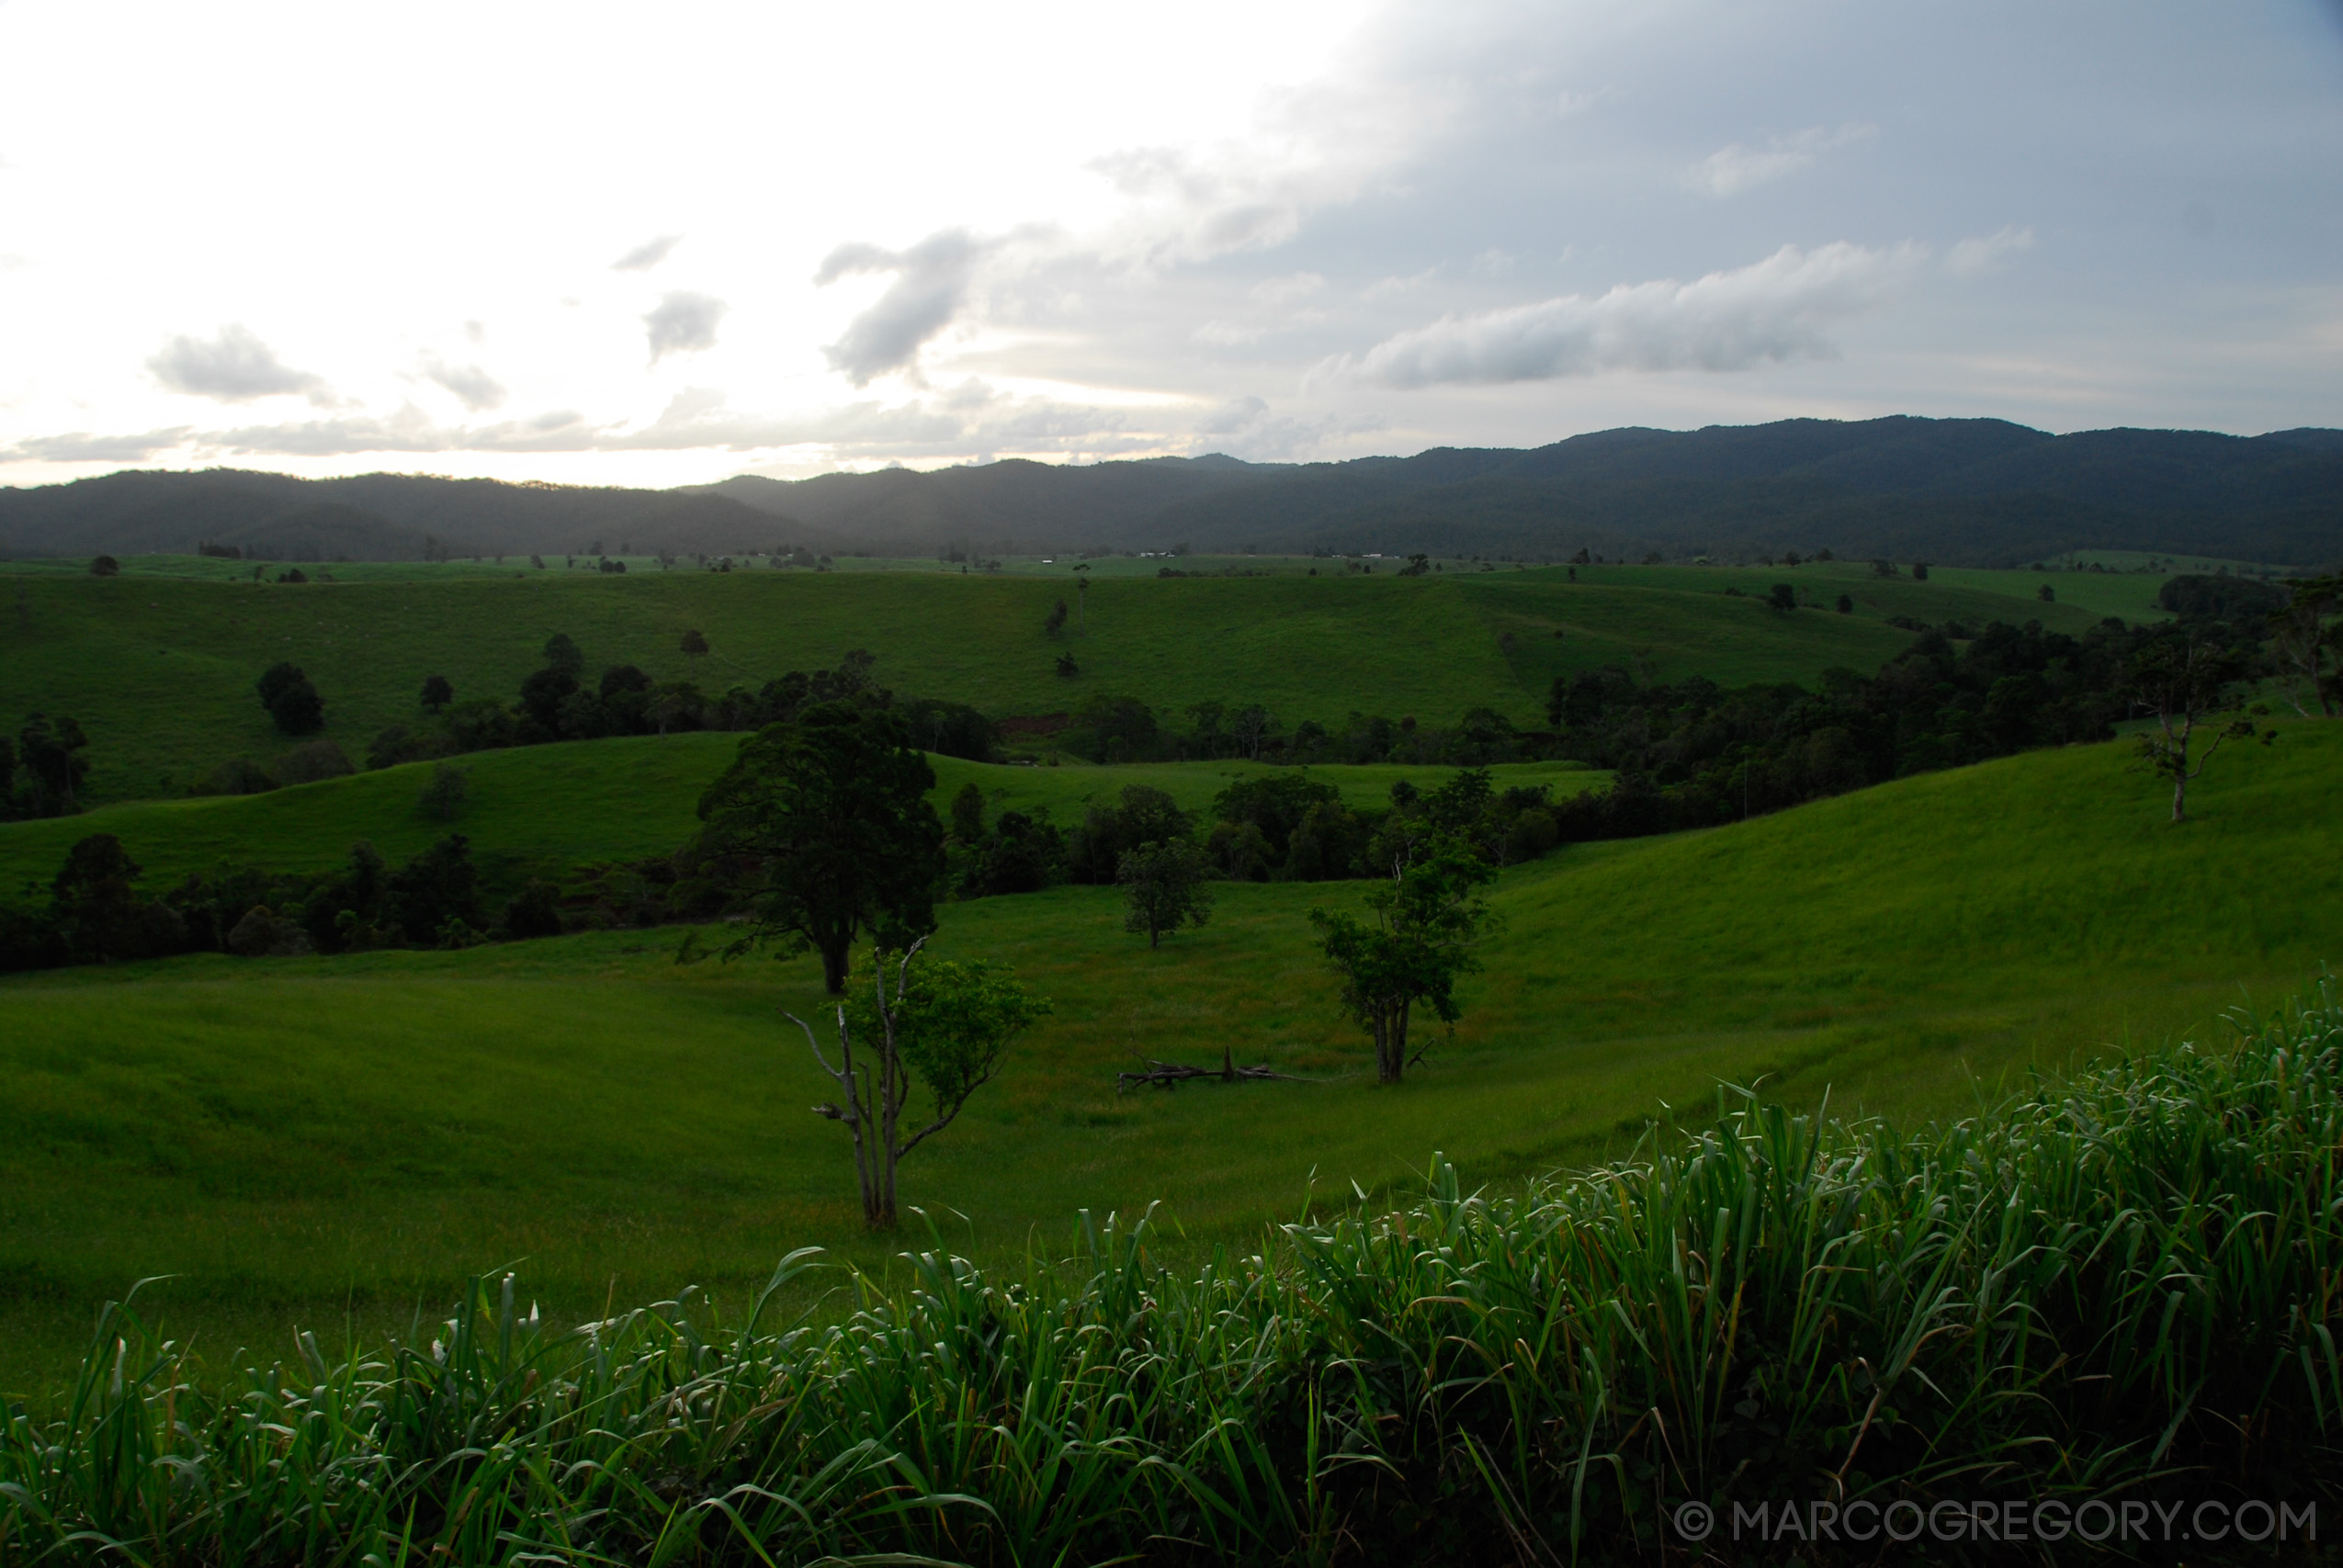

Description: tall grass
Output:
[6,976,2339,1564]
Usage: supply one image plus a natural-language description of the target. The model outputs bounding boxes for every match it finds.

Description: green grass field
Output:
[4,721,2332,1396]
[1,558,2156,806]
[0,742,1603,898]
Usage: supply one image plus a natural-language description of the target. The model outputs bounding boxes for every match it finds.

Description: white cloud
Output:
[1251,271,1326,306]
[612,234,683,271]
[1946,225,2036,276]
[6,428,193,462]
[1687,124,1874,197]
[1327,242,1926,388]
[146,324,331,403]
[642,292,728,365]
[418,353,508,412]
[814,230,992,386]
[1190,392,1377,460]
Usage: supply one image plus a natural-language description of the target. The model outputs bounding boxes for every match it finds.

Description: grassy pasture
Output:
[0,742,1603,898]
[2,558,2150,806]
[3,722,2333,1395]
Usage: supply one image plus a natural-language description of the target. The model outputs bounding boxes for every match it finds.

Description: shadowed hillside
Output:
[6,416,2337,566]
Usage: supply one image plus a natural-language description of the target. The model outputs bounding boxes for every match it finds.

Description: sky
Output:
[2,0,2339,489]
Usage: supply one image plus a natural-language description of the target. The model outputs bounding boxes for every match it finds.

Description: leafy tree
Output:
[0,734,14,818]
[257,662,324,736]
[648,682,705,736]
[503,879,565,940]
[271,739,354,784]
[899,698,1000,761]
[1912,562,1930,581]
[681,628,709,660]
[543,633,584,675]
[1230,703,1278,760]
[419,761,470,821]
[2038,584,2055,604]
[793,942,1049,1228]
[88,555,119,578]
[1044,600,1069,637]
[696,703,945,992]
[1055,652,1080,678]
[1836,594,1854,614]
[1118,840,1214,948]
[1212,773,1336,863]
[518,666,578,732]
[949,781,986,843]
[17,713,90,816]
[2269,572,2341,718]
[50,834,147,962]
[384,835,481,944]
[1768,582,1797,612]
[2125,633,2269,821]
[419,674,454,713]
[1307,840,1496,1084]
[961,809,1059,897]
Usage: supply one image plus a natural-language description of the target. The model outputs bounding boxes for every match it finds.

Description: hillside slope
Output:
[1,723,2331,1391]
[0,739,1600,897]
[0,560,2088,805]
[6,416,2336,566]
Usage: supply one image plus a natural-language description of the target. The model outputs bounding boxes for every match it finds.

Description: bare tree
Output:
[2125,634,2269,822]
[2269,573,2341,719]
[788,941,1048,1228]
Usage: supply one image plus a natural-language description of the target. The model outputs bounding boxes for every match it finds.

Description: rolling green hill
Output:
[3,721,2333,1393]
[3,558,2151,807]
[0,739,1602,899]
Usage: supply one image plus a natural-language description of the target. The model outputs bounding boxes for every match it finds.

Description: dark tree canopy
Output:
[1118,839,1214,948]
[419,674,454,713]
[696,704,945,992]
[257,662,323,736]
[681,629,709,658]
[542,633,584,675]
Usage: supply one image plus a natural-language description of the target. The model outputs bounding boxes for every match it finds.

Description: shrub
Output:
[502,880,565,940]
[270,739,354,785]
[190,758,277,796]
[418,761,470,821]
[87,555,119,577]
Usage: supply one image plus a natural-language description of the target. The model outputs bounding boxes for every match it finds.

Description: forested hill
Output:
[3,417,2337,566]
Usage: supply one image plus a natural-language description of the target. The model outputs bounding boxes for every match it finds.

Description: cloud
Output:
[1190,393,1378,461]
[418,353,508,412]
[147,324,330,402]
[1251,271,1326,307]
[813,230,990,386]
[612,234,683,271]
[61,382,1157,466]
[1327,242,1925,388]
[1688,124,1874,197]
[5,428,193,462]
[1946,225,2036,276]
[643,291,728,365]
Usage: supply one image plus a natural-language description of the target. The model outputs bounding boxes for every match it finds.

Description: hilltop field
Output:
[0,555,2174,806]
[3,722,2336,1393]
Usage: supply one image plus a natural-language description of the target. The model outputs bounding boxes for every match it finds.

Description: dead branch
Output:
[1116,1047,1320,1092]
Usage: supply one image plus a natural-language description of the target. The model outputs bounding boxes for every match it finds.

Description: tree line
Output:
[1538,572,2334,840]
[0,832,530,973]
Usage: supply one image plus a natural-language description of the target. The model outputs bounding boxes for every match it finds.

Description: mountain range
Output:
[3,416,2337,568]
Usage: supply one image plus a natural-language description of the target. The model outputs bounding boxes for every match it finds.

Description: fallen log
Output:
[1116,1046,1318,1091]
